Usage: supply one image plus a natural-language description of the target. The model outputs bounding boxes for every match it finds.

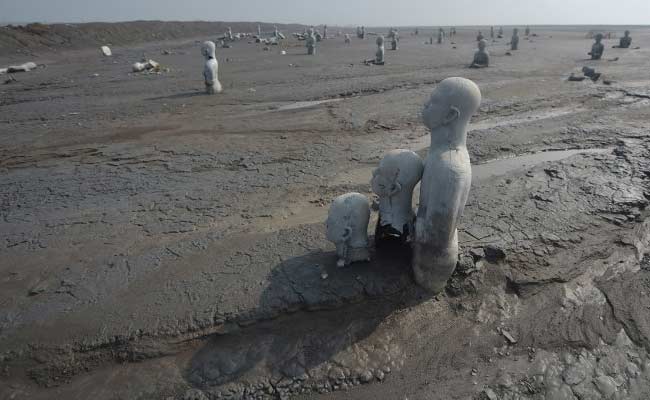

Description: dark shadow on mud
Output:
[146,91,205,101]
[184,240,427,390]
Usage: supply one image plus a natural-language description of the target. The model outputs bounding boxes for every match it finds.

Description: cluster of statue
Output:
[201,41,222,94]
[326,77,480,293]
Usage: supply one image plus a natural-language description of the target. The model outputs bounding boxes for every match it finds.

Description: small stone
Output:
[501,329,517,344]
[484,244,506,262]
[360,370,373,383]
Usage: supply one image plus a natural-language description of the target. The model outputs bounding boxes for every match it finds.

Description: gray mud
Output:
[2,24,650,400]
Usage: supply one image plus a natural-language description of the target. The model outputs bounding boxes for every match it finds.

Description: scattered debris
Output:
[132,59,161,73]
[101,46,112,56]
[500,328,518,344]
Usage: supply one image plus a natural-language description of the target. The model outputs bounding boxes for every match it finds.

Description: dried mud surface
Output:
[2,24,650,400]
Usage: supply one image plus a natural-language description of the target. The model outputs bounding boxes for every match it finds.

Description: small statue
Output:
[477,31,484,41]
[498,26,504,38]
[589,33,604,60]
[414,77,481,293]
[226,27,233,41]
[257,25,262,37]
[511,28,520,50]
[374,35,385,64]
[372,150,424,245]
[344,34,351,44]
[470,39,489,68]
[490,26,494,39]
[525,26,530,37]
[390,29,399,50]
[326,193,371,268]
[306,28,317,55]
[323,25,328,39]
[360,26,366,39]
[438,29,443,44]
[615,30,632,49]
[315,31,323,42]
[201,41,222,94]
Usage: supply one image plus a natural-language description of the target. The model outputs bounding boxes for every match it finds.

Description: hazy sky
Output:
[2,0,649,26]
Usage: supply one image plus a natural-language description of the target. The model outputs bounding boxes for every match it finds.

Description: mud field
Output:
[2,24,650,400]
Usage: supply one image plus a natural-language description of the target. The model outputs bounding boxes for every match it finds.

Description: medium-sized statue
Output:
[511,28,520,50]
[306,28,316,55]
[344,34,351,44]
[589,33,604,60]
[414,77,481,293]
[326,193,371,268]
[375,35,386,64]
[201,41,222,94]
[470,39,489,68]
[615,30,632,48]
[372,150,424,245]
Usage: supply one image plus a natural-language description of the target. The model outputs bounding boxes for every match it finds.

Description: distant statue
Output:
[490,26,494,39]
[257,25,262,37]
[372,150,424,245]
[614,30,632,49]
[415,28,419,36]
[438,29,444,44]
[390,29,399,50]
[344,33,351,44]
[414,77,481,293]
[326,193,371,268]
[323,25,328,39]
[470,39,489,68]
[273,26,279,37]
[477,31,484,41]
[306,28,317,55]
[315,31,323,42]
[226,27,233,41]
[366,35,385,65]
[361,26,366,39]
[525,26,530,36]
[589,33,604,60]
[511,28,520,50]
[201,41,222,94]
[498,26,504,38]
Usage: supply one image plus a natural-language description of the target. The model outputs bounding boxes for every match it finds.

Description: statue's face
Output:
[422,90,450,130]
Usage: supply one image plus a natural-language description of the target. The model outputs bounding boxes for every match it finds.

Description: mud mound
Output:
[0,20,305,56]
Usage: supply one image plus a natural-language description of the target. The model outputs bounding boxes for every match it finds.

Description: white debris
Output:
[101,46,112,56]
[132,59,161,73]
[2,62,38,73]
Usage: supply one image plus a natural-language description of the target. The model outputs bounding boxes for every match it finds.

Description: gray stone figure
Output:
[477,31,484,41]
[273,26,279,38]
[391,29,399,50]
[375,35,385,64]
[344,34,351,44]
[306,28,316,55]
[498,26,504,38]
[415,28,419,35]
[326,193,371,268]
[490,26,494,39]
[589,33,604,60]
[372,150,424,245]
[470,39,489,68]
[315,31,323,42]
[257,25,262,37]
[226,27,233,41]
[361,26,366,39]
[525,26,530,36]
[615,30,632,48]
[511,28,520,50]
[323,25,328,39]
[438,29,444,44]
[414,77,481,293]
[201,41,222,94]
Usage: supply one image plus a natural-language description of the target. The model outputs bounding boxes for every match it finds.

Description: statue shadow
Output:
[183,240,425,390]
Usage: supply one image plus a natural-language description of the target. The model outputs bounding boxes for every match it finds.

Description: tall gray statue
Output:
[306,28,317,55]
[375,35,386,64]
[470,39,489,68]
[414,78,481,293]
[511,28,520,50]
[589,33,604,60]
[201,41,222,94]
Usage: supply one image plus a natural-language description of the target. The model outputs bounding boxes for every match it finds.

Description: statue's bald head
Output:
[202,41,216,59]
[422,77,481,132]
